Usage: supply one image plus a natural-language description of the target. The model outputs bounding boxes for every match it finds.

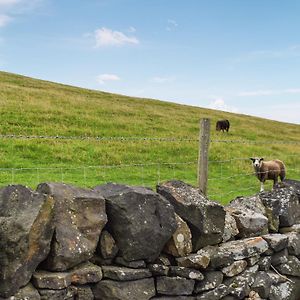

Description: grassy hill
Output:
[1,71,299,204]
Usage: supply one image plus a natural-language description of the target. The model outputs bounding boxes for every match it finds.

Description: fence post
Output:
[198,118,210,195]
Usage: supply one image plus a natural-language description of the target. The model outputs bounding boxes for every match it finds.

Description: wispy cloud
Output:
[0,14,12,27]
[97,74,120,85]
[208,98,238,113]
[94,27,139,47]
[166,19,178,31]
[151,76,176,84]
[238,88,300,97]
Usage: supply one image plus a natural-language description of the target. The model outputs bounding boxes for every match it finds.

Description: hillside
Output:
[1,71,299,203]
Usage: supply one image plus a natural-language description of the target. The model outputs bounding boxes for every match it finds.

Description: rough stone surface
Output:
[156,276,195,296]
[97,230,118,259]
[38,286,76,300]
[279,223,300,234]
[94,183,176,262]
[226,206,268,238]
[157,180,225,250]
[221,260,248,277]
[262,233,288,252]
[76,285,94,300]
[258,256,272,271]
[276,255,300,277]
[271,248,288,266]
[164,214,193,257]
[1,283,41,300]
[251,271,272,298]
[194,271,223,293]
[101,266,152,281]
[148,264,169,276]
[92,278,156,300]
[222,211,239,242]
[0,185,55,298]
[169,266,204,281]
[285,232,300,256]
[269,281,296,300]
[195,284,230,299]
[115,256,146,268]
[176,252,210,270]
[37,182,107,271]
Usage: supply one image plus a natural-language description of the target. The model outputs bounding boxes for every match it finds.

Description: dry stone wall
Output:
[1,179,300,300]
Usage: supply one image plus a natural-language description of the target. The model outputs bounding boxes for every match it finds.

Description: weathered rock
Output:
[0,185,55,298]
[76,285,94,300]
[271,248,288,266]
[1,283,41,300]
[157,180,225,250]
[228,280,250,299]
[115,256,146,268]
[258,256,272,271]
[285,232,300,256]
[154,254,172,266]
[246,255,260,266]
[276,255,300,277]
[164,214,193,257]
[148,264,169,276]
[194,271,223,293]
[267,271,288,284]
[90,254,112,266]
[176,252,210,270]
[251,271,272,298]
[283,179,300,200]
[269,281,298,300]
[101,266,152,281]
[38,286,76,300]
[94,183,176,262]
[37,182,107,271]
[156,276,195,296]
[195,284,230,300]
[279,223,300,234]
[92,278,155,300]
[221,260,247,277]
[262,233,288,252]
[260,187,299,228]
[245,290,263,300]
[169,266,204,281]
[32,262,102,289]
[151,297,195,300]
[222,211,239,242]
[97,230,118,259]
[226,206,268,238]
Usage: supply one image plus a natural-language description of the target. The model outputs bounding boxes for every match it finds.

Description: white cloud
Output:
[0,14,12,27]
[94,27,139,47]
[166,19,178,31]
[238,88,300,97]
[0,0,20,6]
[151,76,176,84]
[97,74,120,85]
[208,98,238,113]
[128,26,136,33]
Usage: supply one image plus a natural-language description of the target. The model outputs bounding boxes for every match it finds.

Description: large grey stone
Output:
[222,212,239,242]
[101,266,152,281]
[262,234,288,252]
[92,278,155,300]
[37,182,107,271]
[0,283,41,300]
[169,266,204,281]
[194,271,223,293]
[156,276,195,296]
[94,183,177,262]
[176,252,210,270]
[97,230,119,259]
[276,255,300,277]
[157,180,225,250]
[251,271,272,298]
[285,232,300,256]
[221,260,247,277]
[0,185,55,298]
[195,284,230,300]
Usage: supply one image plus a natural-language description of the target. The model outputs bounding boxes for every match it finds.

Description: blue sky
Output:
[1,0,300,124]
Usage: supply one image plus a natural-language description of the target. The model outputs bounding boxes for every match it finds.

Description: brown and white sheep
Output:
[250,157,286,192]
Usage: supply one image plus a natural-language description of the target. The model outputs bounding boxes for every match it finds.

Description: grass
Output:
[1,71,300,204]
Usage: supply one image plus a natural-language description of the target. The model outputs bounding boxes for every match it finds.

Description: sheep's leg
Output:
[272,177,278,189]
[260,182,264,192]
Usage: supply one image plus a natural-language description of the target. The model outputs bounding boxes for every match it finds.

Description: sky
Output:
[1,0,300,124]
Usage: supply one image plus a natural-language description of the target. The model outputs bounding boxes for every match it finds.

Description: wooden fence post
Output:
[198,118,210,195]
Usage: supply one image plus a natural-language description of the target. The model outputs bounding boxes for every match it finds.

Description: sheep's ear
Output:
[260,158,264,161]
[250,158,255,162]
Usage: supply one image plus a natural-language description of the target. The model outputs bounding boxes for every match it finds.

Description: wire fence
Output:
[0,133,299,203]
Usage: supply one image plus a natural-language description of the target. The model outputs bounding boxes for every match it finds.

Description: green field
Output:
[1,71,299,204]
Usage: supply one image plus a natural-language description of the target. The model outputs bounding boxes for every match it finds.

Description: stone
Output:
[258,256,272,271]
[246,255,260,266]
[37,182,107,271]
[267,271,288,284]
[157,180,225,250]
[94,183,176,262]
[225,206,268,239]
[69,262,103,285]
[38,286,76,300]
[156,276,195,296]
[246,291,263,300]
[228,280,250,299]
[222,211,239,242]
[154,254,172,266]
[164,214,192,257]
[97,230,118,259]
[76,285,94,300]
[148,264,169,276]
[279,224,300,234]
[115,257,146,268]
[101,265,152,281]
[0,185,55,298]
[92,278,156,300]
[2,283,41,300]
[194,271,223,293]
[169,266,204,281]
[260,187,299,227]
[195,284,230,299]
[271,248,288,266]
[221,260,248,277]
[269,281,297,300]
[151,297,195,300]
[176,252,210,270]
[90,255,112,266]
[262,234,288,252]
[285,232,300,256]
[276,255,300,277]
[251,271,272,298]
